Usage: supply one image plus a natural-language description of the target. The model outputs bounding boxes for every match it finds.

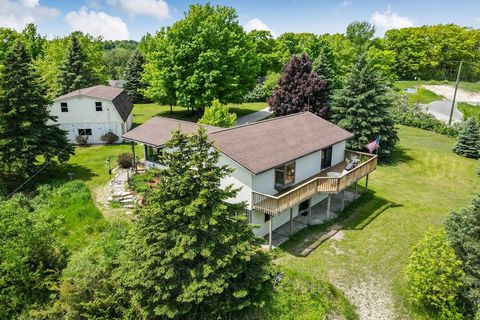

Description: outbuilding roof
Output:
[123,112,353,174]
[54,85,133,122]
[210,112,353,174]
[122,116,223,146]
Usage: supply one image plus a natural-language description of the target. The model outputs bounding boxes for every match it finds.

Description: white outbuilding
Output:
[49,85,134,144]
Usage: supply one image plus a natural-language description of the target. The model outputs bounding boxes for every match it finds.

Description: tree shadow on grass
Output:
[381,146,414,167]
[279,189,401,257]
[26,163,97,191]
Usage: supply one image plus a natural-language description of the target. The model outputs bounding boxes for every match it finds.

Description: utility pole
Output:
[449,60,463,126]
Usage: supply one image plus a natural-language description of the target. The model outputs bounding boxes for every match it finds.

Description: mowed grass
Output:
[275,125,479,319]
[132,102,267,126]
[394,81,444,104]
[458,102,480,121]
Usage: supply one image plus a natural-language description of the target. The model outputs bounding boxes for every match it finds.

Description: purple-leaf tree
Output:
[268,53,329,118]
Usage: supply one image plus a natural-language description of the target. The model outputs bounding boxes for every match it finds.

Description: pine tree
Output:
[57,34,99,95]
[0,40,74,186]
[452,117,480,159]
[118,128,273,319]
[123,51,148,103]
[268,53,329,118]
[331,50,398,160]
[444,194,480,316]
[312,43,336,102]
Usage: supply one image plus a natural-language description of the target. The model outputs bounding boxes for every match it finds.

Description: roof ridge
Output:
[210,111,311,135]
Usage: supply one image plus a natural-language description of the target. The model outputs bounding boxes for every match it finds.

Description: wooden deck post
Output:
[131,142,137,173]
[341,190,345,212]
[327,195,332,219]
[289,208,293,236]
[308,200,312,225]
[365,174,369,189]
[268,216,273,250]
[354,181,358,199]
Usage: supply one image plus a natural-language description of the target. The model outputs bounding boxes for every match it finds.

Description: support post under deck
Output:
[354,181,358,199]
[327,195,332,219]
[308,200,312,225]
[268,217,273,250]
[289,208,293,236]
[365,174,369,189]
[341,190,345,212]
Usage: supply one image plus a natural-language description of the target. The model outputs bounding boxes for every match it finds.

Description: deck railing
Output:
[252,150,377,216]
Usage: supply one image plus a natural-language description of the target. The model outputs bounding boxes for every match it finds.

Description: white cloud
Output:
[0,0,59,31]
[244,18,274,34]
[371,8,414,30]
[107,0,169,20]
[339,1,352,8]
[65,8,129,40]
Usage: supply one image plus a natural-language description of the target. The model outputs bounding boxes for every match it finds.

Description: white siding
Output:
[218,154,253,209]
[332,140,346,166]
[48,96,130,144]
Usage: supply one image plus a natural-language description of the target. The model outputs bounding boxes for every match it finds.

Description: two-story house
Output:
[48,85,134,144]
[122,112,377,249]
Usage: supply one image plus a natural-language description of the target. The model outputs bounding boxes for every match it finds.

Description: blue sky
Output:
[1,0,479,40]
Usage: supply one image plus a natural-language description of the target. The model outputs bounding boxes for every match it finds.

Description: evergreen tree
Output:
[0,40,74,186]
[444,194,480,316]
[452,117,480,159]
[57,34,99,95]
[123,51,147,103]
[331,50,398,159]
[268,53,329,118]
[312,41,337,102]
[118,128,273,319]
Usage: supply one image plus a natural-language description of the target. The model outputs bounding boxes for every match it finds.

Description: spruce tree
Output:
[0,40,74,186]
[331,50,398,160]
[452,117,480,159]
[268,53,329,118]
[312,43,336,103]
[118,128,273,319]
[57,34,98,95]
[123,51,148,103]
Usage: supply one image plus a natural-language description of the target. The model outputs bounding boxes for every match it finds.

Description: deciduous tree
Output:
[143,4,259,113]
[0,40,74,186]
[268,54,328,118]
[331,50,398,159]
[199,99,237,127]
[118,128,273,319]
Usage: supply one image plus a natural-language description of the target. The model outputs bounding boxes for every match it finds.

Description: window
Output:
[321,146,332,169]
[146,145,164,163]
[264,214,270,222]
[78,128,92,136]
[60,102,68,112]
[95,101,102,111]
[274,161,295,190]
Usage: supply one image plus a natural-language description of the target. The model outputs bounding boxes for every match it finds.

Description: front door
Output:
[321,146,332,169]
[299,199,310,216]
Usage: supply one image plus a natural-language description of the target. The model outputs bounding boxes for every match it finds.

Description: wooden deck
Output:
[252,150,377,216]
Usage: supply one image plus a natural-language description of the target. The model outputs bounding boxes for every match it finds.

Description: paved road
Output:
[235,107,272,126]
[422,100,463,124]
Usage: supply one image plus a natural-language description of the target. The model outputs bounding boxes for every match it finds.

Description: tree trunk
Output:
[169,104,173,114]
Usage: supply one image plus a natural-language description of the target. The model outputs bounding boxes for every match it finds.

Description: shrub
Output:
[75,135,89,145]
[444,194,480,316]
[199,99,237,128]
[393,94,460,138]
[117,153,133,169]
[100,132,119,144]
[129,169,161,194]
[244,72,280,102]
[405,228,464,314]
[244,81,268,102]
[453,117,480,159]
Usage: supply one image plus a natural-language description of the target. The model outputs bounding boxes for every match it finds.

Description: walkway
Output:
[235,107,272,126]
[421,100,463,124]
[265,190,358,248]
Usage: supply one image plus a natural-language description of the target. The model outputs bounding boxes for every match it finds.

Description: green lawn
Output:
[457,102,480,122]
[132,102,267,126]
[275,125,479,319]
[394,81,444,104]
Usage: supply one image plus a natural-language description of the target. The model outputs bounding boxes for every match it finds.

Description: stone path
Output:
[235,107,272,126]
[108,168,138,209]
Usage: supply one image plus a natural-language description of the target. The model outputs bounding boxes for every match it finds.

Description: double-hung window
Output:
[60,102,68,112]
[274,161,295,191]
[95,101,103,111]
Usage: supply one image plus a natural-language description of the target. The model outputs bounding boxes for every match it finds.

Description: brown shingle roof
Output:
[210,112,353,174]
[55,85,133,122]
[122,116,223,146]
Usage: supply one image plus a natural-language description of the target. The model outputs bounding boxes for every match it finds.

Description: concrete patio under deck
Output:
[264,190,359,248]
